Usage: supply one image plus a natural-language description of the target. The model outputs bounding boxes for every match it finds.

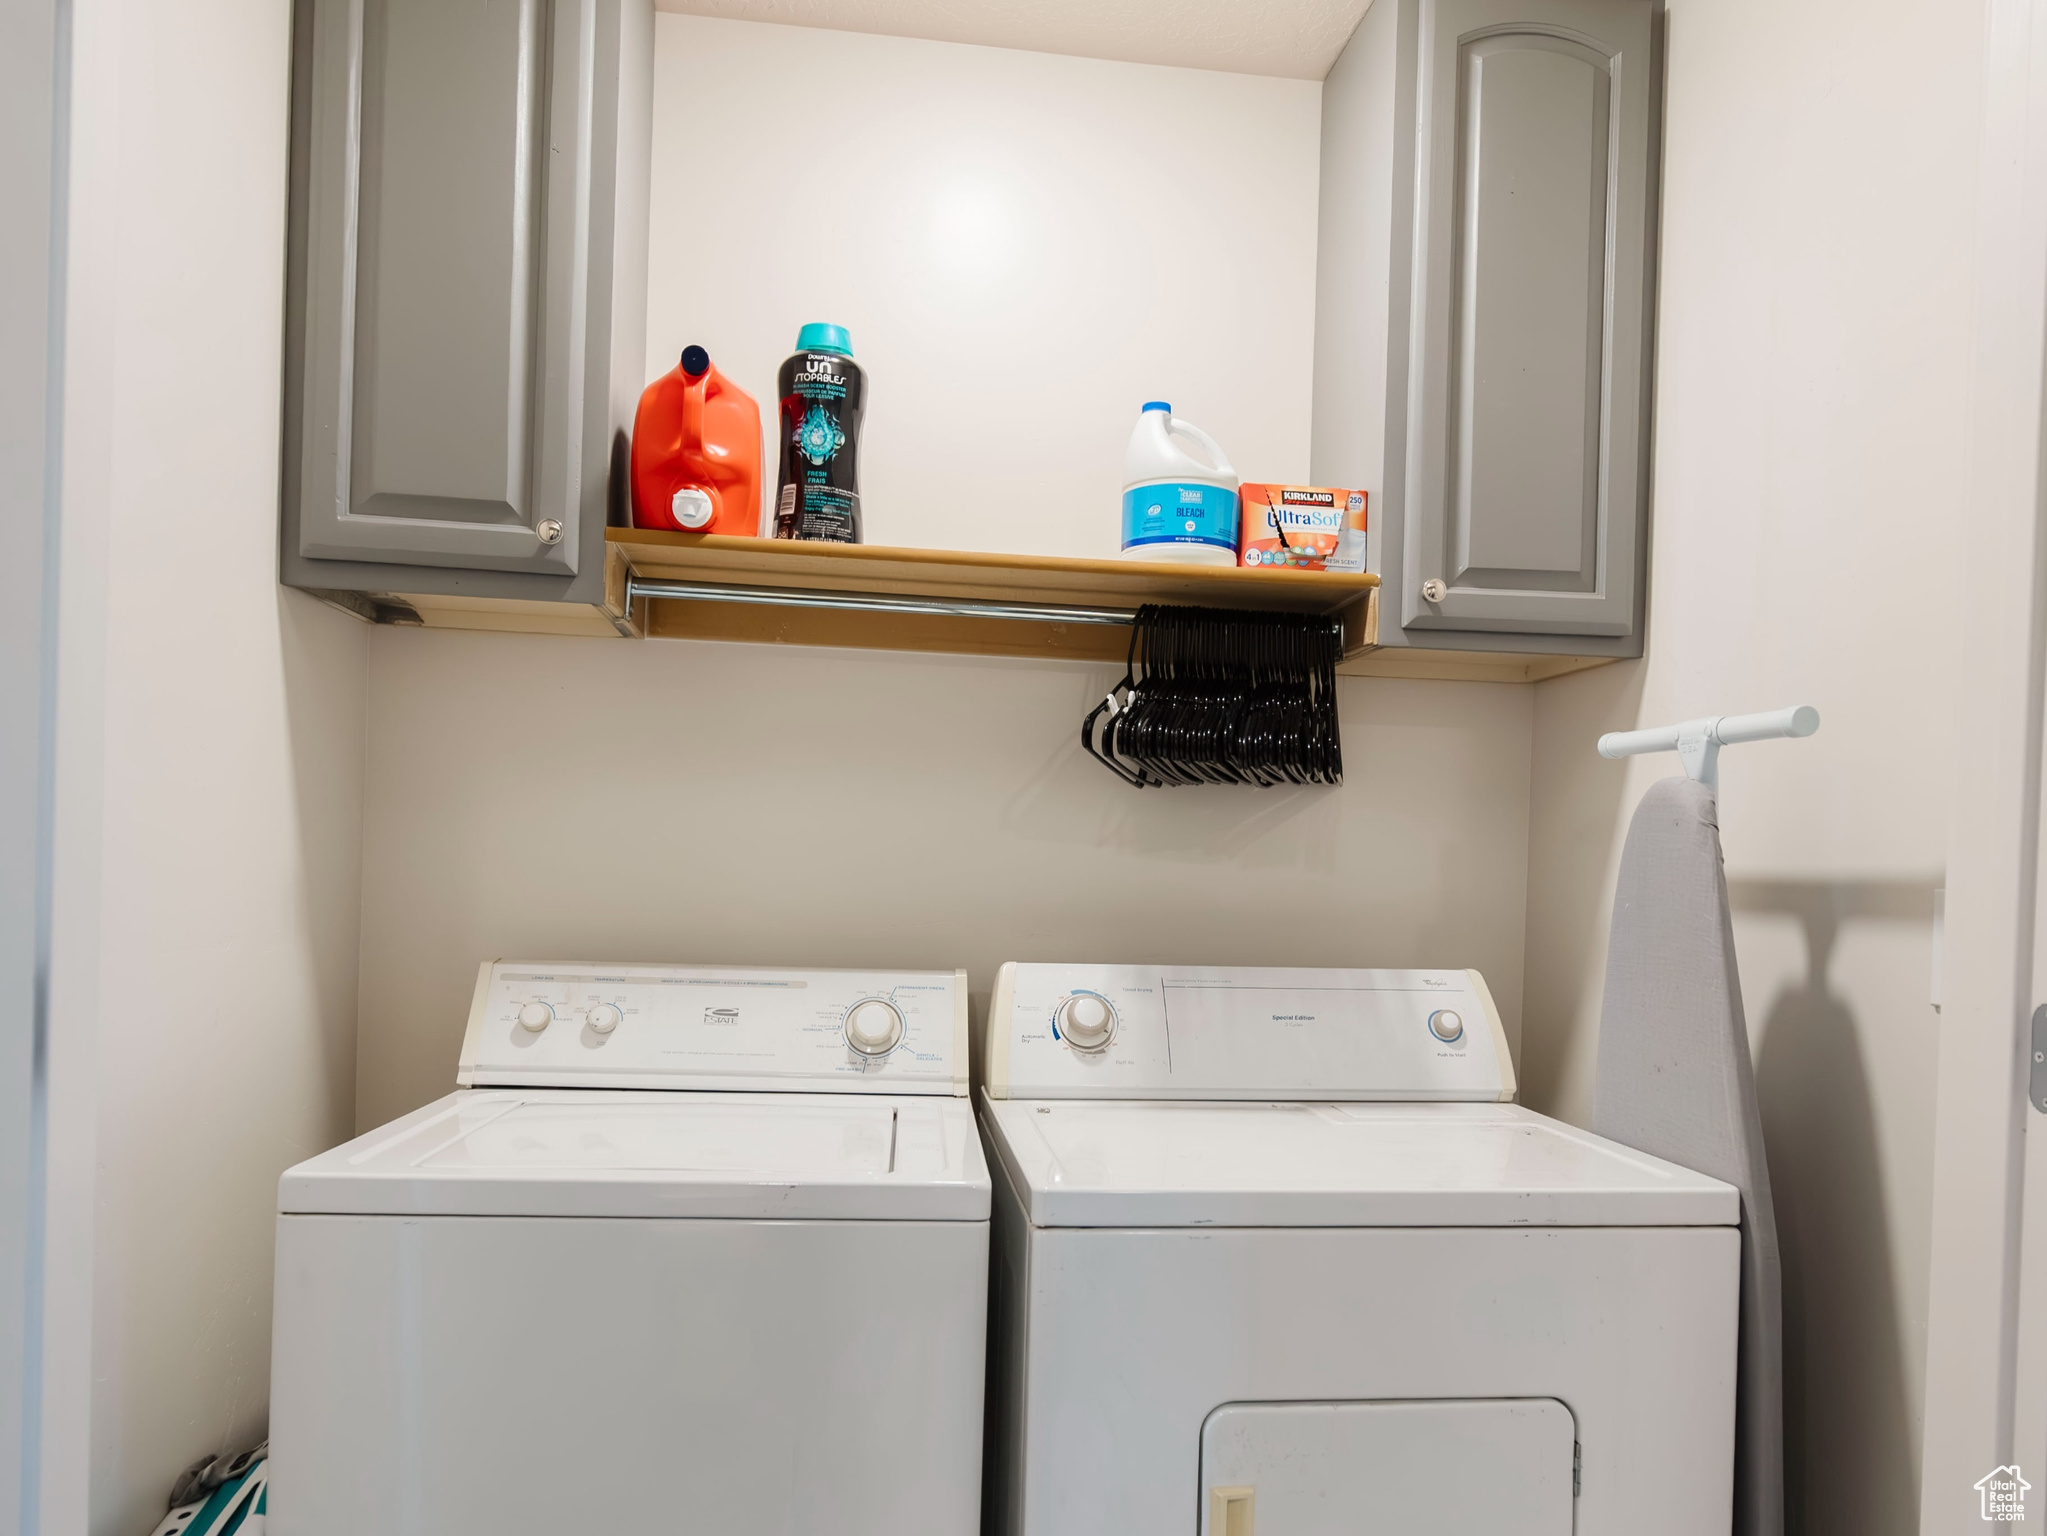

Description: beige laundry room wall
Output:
[1518,0,1980,1530]
[351,19,1539,1132]
[354,634,1534,1128]
[40,1,370,1531]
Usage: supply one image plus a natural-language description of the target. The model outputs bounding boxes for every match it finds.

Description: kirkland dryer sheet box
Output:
[1238,484,1367,572]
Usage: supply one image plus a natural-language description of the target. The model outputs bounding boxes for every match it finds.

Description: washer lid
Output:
[981,1098,1737,1228]
[281,1091,990,1220]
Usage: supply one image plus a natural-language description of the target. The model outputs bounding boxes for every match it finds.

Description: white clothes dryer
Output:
[978,962,1740,1536]
[269,962,989,1535]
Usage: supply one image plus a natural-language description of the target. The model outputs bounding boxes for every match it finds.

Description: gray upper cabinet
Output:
[282,0,651,607]
[1313,0,1659,656]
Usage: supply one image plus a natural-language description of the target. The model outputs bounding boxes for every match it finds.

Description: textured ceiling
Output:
[653,0,1376,80]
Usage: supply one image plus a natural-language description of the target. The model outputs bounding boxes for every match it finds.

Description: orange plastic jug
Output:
[630,345,763,535]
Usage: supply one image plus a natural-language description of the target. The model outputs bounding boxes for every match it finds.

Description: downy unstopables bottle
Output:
[773,323,865,543]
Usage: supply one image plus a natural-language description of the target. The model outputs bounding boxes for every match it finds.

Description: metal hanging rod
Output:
[628,575,1136,626]
[626,575,1344,632]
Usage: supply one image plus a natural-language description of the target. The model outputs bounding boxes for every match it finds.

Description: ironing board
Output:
[1593,775,1784,1536]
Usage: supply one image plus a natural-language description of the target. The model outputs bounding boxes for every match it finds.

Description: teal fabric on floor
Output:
[151,1460,266,1536]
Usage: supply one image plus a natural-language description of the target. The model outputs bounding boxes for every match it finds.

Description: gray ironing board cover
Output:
[1593,775,1783,1536]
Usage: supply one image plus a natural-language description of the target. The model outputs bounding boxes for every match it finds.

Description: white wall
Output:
[645,16,1323,556]
[355,633,1533,1129]
[42,2,370,1531]
[1519,0,1980,1527]
[654,0,1372,80]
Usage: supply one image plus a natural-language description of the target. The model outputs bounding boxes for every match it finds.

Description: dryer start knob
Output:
[517,1002,553,1033]
[845,999,903,1057]
[1428,1008,1465,1043]
[1057,993,1116,1051]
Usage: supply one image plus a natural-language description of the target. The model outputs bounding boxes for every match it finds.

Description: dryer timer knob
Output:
[1058,993,1116,1051]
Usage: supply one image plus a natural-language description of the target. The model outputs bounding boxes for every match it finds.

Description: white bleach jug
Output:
[1119,401,1239,565]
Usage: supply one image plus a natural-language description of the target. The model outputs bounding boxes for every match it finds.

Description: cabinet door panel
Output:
[1405,0,1653,636]
[298,0,588,574]
[1457,36,1608,589]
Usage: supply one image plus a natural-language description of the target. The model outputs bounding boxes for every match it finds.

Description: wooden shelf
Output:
[611,529,1375,611]
[611,530,1378,666]
[373,528,1614,683]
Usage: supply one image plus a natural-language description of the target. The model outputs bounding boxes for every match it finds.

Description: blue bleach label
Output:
[1121,482,1239,554]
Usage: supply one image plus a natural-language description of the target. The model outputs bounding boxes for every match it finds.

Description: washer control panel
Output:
[458,962,969,1095]
[984,963,1513,1102]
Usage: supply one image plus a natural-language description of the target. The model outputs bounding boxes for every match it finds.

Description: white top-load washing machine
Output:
[978,963,1741,1536]
[269,962,990,1535]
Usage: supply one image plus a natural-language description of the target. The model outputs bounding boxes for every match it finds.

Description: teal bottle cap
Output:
[796,322,854,356]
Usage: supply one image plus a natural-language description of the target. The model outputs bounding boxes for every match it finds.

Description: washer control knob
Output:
[1058,993,1117,1051]
[586,1004,622,1035]
[1428,1008,1465,1043]
[517,1002,553,1033]
[845,999,904,1057]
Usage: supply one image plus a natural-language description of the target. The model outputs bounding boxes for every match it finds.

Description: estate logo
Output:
[1978,1465,2031,1522]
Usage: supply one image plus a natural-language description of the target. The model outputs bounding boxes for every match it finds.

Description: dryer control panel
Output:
[458,962,969,1095]
[983,963,1514,1101]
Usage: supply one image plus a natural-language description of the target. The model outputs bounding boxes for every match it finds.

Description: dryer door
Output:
[1199,1399,1575,1534]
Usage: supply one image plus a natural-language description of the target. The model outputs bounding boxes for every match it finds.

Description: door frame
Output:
[1921,0,2047,1521]
[0,0,68,1530]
